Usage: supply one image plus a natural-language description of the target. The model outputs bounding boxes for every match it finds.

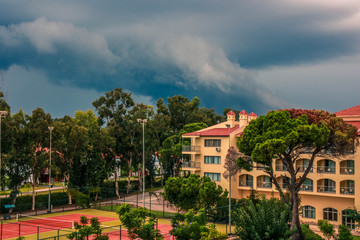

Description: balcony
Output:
[239,180,253,187]
[317,167,335,174]
[340,167,354,175]
[317,185,336,194]
[300,185,313,192]
[296,166,313,173]
[182,161,200,169]
[257,181,272,189]
[275,164,287,171]
[340,186,355,195]
[182,145,200,153]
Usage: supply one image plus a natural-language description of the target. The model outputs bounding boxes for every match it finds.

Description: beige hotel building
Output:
[182,105,360,227]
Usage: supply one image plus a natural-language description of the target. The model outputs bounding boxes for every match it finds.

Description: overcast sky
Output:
[0,0,359,118]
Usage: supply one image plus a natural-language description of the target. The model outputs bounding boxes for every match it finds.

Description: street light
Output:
[225,124,231,235]
[137,119,147,209]
[0,111,7,203]
[48,126,54,213]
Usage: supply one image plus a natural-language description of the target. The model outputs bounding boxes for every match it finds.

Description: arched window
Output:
[302,206,315,219]
[239,174,253,187]
[323,208,338,221]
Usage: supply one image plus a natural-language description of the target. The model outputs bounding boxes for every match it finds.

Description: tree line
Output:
[0,89,234,210]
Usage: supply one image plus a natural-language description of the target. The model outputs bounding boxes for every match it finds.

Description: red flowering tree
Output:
[237,109,358,240]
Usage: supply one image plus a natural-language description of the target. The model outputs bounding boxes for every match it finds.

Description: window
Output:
[302,206,316,219]
[323,208,338,222]
[204,172,221,182]
[204,139,221,147]
[204,156,221,164]
[342,210,355,229]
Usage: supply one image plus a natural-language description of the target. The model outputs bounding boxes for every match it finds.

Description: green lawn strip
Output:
[97,204,173,218]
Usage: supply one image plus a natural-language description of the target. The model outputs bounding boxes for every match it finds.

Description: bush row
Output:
[0,177,163,214]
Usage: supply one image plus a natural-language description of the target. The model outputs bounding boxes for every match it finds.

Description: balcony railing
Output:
[340,186,355,195]
[317,185,336,193]
[239,180,253,187]
[340,167,354,175]
[276,183,289,190]
[182,161,200,168]
[317,166,336,174]
[182,145,200,152]
[300,185,313,192]
[275,164,287,171]
[257,181,272,189]
[296,165,313,173]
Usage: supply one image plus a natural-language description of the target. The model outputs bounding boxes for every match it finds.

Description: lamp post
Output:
[137,119,147,209]
[225,124,231,235]
[48,126,54,213]
[0,111,7,203]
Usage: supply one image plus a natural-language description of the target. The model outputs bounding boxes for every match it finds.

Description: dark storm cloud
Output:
[0,0,359,116]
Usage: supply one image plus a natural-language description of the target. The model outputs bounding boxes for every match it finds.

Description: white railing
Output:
[300,185,313,192]
[182,161,200,168]
[340,167,354,175]
[239,180,253,187]
[257,181,272,188]
[317,185,336,193]
[275,164,287,171]
[182,145,200,152]
[340,186,355,195]
[317,166,336,173]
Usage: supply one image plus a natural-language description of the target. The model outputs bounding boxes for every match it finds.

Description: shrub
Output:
[233,196,295,240]
[318,220,334,240]
[337,225,352,240]
[300,224,323,240]
[116,203,163,240]
[171,209,223,240]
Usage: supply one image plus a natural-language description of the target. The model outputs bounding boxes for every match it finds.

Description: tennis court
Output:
[0,210,173,239]
[0,213,117,239]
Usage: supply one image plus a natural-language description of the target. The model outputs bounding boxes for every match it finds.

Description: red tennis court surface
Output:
[0,213,173,239]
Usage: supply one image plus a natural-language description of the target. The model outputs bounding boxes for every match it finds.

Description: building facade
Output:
[182,106,360,227]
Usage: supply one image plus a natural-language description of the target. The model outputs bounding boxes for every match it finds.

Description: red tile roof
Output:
[345,121,360,135]
[183,125,240,137]
[334,105,360,116]
[239,110,248,115]
[227,111,236,116]
[249,112,257,117]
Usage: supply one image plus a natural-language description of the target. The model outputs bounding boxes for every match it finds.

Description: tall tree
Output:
[93,88,134,198]
[3,110,31,210]
[237,109,358,240]
[27,108,53,210]
[53,115,90,203]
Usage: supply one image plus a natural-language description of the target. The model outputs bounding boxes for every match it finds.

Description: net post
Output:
[120,225,122,239]
[35,192,38,216]
[163,198,165,217]
[18,223,20,238]
[58,229,60,239]
[37,226,39,240]
[1,220,3,240]
[149,192,151,213]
